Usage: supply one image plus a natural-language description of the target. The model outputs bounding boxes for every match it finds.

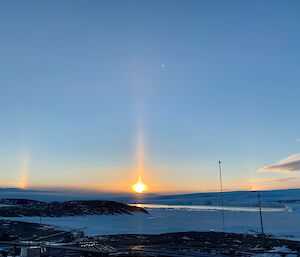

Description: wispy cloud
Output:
[253,177,298,183]
[249,176,300,191]
[259,153,300,173]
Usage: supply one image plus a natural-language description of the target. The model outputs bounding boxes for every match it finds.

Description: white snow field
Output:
[6,207,300,239]
[3,188,300,239]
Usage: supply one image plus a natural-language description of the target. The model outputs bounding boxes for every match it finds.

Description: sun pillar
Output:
[20,151,30,189]
[132,132,148,193]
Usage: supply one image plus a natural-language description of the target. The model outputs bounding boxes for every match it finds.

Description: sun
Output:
[132,176,148,194]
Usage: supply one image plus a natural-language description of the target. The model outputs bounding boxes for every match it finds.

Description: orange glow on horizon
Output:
[20,151,30,189]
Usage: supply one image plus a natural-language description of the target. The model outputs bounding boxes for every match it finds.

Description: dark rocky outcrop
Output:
[0,199,147,217]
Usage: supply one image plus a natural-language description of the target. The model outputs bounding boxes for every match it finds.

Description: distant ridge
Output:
[131,188,300,208]
[2,187,300,208]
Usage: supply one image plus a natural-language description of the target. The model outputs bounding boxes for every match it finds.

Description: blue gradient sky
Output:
[1,0,300,192]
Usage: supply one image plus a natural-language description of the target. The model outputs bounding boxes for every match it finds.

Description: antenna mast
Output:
[257,192,264,236]
[218,161,225,232]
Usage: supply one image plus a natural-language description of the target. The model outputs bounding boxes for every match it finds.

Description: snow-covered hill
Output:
[131,189,300,209]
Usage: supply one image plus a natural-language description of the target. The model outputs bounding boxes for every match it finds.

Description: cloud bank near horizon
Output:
[259,153,300,173]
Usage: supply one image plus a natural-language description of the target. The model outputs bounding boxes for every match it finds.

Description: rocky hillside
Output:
[0,199,147,217]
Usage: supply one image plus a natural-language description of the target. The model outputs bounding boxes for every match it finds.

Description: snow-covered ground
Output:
[6,207,300,239]
[2,188,300,240]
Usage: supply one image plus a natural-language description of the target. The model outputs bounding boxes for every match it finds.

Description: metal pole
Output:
[39,211,42,240]
[257,192,264,236]
[218,161,225,232]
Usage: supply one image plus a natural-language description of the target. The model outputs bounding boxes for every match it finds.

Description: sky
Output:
[0,0,300,193]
